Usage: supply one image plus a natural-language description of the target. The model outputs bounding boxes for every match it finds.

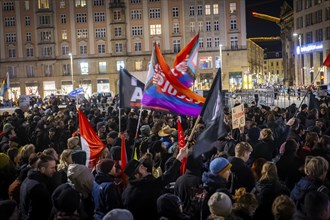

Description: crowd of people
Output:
[1,94,330,220]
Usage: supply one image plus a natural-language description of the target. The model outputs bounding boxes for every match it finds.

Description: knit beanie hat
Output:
[247,127,260,142]
[208,192,232,217]
[52,183,80,214]
[98,158,115,173]
[103,209,133,220]
[209,157,232,176]
[0,153,10,169]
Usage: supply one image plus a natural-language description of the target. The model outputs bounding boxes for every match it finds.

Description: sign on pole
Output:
[232,104,245,129]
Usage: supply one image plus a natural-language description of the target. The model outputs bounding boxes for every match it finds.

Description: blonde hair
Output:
[233,188,258,211]
[260,128,273,140]
[21,144,35,160]
[235,142,253,157]
[58,149,73,171]
[304,156,328,179]
[260,162,278,181]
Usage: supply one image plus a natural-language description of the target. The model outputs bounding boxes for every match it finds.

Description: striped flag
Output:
[78,109,105,168]
[0,72,10,97]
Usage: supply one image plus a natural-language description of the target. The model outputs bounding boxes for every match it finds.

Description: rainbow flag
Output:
[142,44,205,117]
[0,73,10,97]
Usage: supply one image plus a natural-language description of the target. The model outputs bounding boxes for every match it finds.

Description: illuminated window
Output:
[229,3,236,13]
[62,30,67,40]
[77,29,88,39]
[24,1,29,10]
[135,61,143,71]
[80,62,88,74]
[75,0,86,7]
[199,57,213,69]
[150,24,161,35]
[38,0,49,9]
[213,4,218,14]
[60,0,65,8]
[44,64,53,77]
[205,5,210,15]
[99,61,106,73]
[117,60,125,71]
[198,21,203,31]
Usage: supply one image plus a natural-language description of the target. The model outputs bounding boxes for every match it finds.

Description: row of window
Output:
[296,26,330,45]
[295,0,327,12]
[296,8,329,29]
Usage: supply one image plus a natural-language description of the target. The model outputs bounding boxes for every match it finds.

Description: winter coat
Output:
[122,159,181,220]
[92,172,123,220]
[19,170,53,220]
[252,179,290,220]
[229,157,255,194]
[251,139,277,162]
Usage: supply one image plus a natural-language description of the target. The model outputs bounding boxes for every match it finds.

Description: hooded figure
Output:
[157,193,190,220]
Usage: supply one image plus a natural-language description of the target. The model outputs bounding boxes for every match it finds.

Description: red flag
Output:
[78,109,105,169]
[121,133,127,171]
[177,118,186,175]
[323,53,330,68]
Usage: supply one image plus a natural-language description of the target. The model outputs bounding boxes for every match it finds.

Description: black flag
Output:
[308,92,320,111]
[194,68,227,157]
[119,68,145,108]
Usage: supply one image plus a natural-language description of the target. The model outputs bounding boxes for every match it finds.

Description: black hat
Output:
[52,184,80,214]
[261,104,270,111]
[109,146,121,161]
[98,159,115,173]
[124,159,141,178]
[107,131,118,139]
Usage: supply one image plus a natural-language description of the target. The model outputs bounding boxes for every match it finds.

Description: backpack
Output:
[188,185,208,220]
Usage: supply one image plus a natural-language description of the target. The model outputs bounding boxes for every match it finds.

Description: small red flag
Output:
[120,133,127,171]
[323,53,330,68]
[177,119,187,175]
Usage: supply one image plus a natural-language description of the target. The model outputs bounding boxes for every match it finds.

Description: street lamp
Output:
[293,33,303,85]
[68,53,74,90]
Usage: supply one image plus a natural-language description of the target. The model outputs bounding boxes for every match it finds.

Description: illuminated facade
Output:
[0,0,263,99]
[263,51,284,85]
[293,0,330,85]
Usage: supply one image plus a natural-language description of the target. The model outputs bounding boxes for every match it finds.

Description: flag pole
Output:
[185,115,201,148]
[119,108,122,133]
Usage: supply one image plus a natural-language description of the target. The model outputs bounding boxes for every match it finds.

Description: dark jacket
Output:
[229,157,255,194]
[122,159,181,220]
[251,139,277,162]
[19,170,53,220]
[92,172,123,220]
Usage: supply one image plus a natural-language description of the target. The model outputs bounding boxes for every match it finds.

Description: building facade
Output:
[263,51,284,85]
[293,0,330,86]
[0,0,263,99]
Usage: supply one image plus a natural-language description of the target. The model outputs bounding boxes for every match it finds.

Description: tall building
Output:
[0,0,263,99]
[293,0,330,86]
[263,51,284,85]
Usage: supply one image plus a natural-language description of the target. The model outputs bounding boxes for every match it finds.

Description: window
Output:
[24,1,29,10]
[114,10,121,20]
[316,10,322,23]
[131,10,142,19]
[173,23,179,34]
[214,21,219,31]
[116,61,124,71]
[132,26,143,36]
[131,0,141,3]
[77,29,88,39]
[39,15,51,25]
[315,28,323,42]
[197,5,203,15]
[5,33,16,43]
[214,37,220,47]
[99,61,106,73]
[199,38,204,48]
[134,42,142,51]
[115,27,122,36]
[230,18,237,30]
[63,64,70,76]
[8,66,17,78]
[190,22,195,32]
[76,13,87,23]
[26,32,32,42]
[8,48,16,58]
[314,0,322,5]
[135,61,143,71]
[62,30,67,40]
[326,7,330,20]
[206,21,211,32]
[94,12,105,22]
[149,8,160,18]
[93,0,104,6]
[4,17,15,27]
[115,43,123,52]
[60,0,65,8]
[150,24,161,35]
[80,45,87,54]
[27,48,33,57]
[61,45,69,55]
[95,28,106,38]
[189,6,194,16]
[230,36,238,49]
[98,44,105,53]
[306,13,312,26]
[206,38,212,48]
[61,14,66,24]
[3,2,14,11]
[25,16,30,25]
[296,17,303,29]
[149,0,160,2]
[326,26,330,39]
[26,66,35,77]
[213,4,218,14]
[172,7,178,17]
[199,57,213,69]
[42,47,53,57]
[41,31,52,41]
[306,0,312,8]
[205,5,210,15]
[173,39,180,53]
[38,0,49,9]
[198,21,203,31]
[75,0,86,7]
[80,62,88,75]
[296,0,303,12]
[229,3,236,13]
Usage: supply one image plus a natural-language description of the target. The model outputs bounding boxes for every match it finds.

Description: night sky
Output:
[246,0,284,52]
